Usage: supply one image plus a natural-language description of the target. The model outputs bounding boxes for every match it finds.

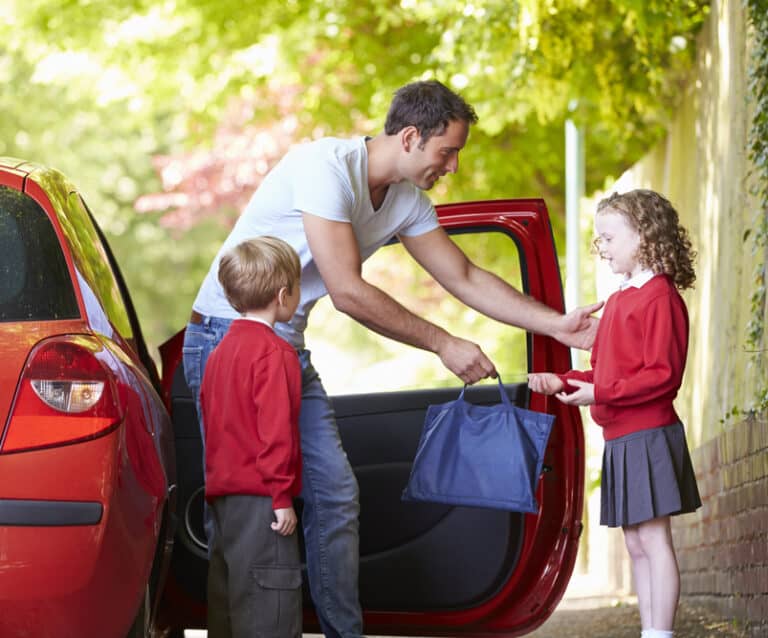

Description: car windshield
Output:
[0,185,79,322]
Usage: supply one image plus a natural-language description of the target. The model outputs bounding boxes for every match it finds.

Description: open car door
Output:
[158,198,584,637]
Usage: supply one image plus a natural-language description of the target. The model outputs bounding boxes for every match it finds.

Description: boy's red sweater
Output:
[201,320,302,509]
[560,274,689,441]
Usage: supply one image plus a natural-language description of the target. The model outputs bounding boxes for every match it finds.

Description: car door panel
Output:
[159,199,583,636]
[337,384,527,611]
[164,367,527,611]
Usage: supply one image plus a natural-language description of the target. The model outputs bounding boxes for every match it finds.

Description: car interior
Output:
[169,366,530,613]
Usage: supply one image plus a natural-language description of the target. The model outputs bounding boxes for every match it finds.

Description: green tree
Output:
[0,0,710,355]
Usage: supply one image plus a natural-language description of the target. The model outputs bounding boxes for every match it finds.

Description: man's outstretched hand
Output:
[551,301,603,350]
[437,334,497,385]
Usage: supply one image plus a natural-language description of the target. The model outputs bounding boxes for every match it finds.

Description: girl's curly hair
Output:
[596,189,696,290]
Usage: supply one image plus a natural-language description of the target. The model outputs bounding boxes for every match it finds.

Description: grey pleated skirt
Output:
[600,422,701,528]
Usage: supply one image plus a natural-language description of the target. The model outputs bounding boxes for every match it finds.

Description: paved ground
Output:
[187,592,755,638]
[527,597,751,638]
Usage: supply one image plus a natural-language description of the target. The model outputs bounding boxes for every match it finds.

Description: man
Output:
[183,79,601,638]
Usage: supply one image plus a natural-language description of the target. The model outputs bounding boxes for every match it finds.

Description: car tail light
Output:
[1,336,124,453]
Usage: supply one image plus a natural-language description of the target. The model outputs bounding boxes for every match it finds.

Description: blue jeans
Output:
[182,315,233,551]
[182,316,363,638]
[296,349,362,638]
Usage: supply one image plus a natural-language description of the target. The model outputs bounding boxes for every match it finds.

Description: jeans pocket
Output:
[182,345,203,393]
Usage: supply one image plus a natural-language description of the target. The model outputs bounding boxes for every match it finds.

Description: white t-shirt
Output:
[192,136,439,348]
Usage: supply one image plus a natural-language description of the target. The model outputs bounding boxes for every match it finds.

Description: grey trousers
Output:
[207,495,302,638]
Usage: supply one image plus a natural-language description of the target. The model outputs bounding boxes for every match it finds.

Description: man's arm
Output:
[302,213,496,384]
[399,227,602,349]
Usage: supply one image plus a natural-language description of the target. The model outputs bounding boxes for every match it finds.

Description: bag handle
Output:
[457,376,512,406]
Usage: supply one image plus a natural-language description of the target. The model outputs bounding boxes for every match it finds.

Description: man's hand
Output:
[437,335,497,385]
[551,301,604,350]
[555,379,595,406]
[527,372,565,396]
[271,507,298,536]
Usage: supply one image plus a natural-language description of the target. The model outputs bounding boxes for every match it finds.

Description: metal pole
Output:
[565,116,585,366]
[565,113,588,574]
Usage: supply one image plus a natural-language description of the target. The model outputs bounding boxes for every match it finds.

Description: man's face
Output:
[402,119,469,190]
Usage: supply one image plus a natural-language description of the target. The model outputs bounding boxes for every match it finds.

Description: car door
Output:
[158,198,584,637]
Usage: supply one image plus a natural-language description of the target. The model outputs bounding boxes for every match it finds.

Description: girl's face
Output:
[595,210,642,278]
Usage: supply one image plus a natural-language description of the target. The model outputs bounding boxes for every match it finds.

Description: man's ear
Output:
[277,287,288,307]
[400,126,419,152]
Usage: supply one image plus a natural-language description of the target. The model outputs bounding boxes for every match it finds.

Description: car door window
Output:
[0,185,79,322]
[304,230,527,394]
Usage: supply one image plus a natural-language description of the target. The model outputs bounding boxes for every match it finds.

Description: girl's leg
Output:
[637,516,680,631]
[623,524,652,631]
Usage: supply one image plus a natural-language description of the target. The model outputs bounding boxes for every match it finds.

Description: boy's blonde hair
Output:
[218,236,301,313]
[596,189,696,290]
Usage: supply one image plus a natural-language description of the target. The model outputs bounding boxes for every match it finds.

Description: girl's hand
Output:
[555,379,595,406]
[528,373,565,395]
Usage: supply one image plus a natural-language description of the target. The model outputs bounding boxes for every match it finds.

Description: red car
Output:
[0,158,176,638]
[158,199,585,637]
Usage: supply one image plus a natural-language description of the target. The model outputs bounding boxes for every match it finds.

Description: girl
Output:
[529,189,701,638]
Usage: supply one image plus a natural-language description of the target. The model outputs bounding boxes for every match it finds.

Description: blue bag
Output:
[401,377,555,513]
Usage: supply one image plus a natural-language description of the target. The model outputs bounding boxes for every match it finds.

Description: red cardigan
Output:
[560,274,689,440]
[201,320,302,509]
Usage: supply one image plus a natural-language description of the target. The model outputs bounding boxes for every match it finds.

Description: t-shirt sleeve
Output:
[396,188,439,237]
[291,146,355,223]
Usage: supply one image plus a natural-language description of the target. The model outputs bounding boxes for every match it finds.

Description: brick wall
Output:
[673,417,768,636]
[584,2,767,630]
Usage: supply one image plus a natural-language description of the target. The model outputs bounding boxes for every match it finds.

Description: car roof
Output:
[0,156,76,193]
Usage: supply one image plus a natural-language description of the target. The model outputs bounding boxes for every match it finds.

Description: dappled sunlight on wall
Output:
[586,0,757,448]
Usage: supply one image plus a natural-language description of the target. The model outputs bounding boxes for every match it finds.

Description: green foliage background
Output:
[0,0,710,364]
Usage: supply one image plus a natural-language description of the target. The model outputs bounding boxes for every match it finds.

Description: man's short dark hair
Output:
[384,80,478,146]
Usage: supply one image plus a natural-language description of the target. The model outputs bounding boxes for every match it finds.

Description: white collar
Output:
[235,316,274,330]
[619,269,656,290]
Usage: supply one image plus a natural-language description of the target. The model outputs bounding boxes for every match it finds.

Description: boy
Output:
[200,236,303,638]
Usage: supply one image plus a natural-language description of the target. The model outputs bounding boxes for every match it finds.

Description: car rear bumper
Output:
[0,430,162,638]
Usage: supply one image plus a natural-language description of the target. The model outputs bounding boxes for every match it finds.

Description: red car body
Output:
[157,199,585,637]
[0,158,176,638]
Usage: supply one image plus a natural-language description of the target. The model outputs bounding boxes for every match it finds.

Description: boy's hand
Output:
[555,379,595,406]
[271,507,297,536]
[528,372,565,395]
